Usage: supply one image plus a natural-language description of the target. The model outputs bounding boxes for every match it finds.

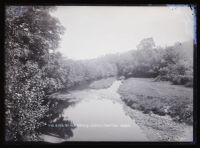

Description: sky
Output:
[51,6,194,60]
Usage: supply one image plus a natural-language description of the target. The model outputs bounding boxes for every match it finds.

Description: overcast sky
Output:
[51,6,194,60]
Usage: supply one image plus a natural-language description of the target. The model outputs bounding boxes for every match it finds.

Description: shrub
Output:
[172,75,193,85]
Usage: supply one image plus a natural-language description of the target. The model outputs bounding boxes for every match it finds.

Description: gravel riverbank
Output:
[123,105,193,141]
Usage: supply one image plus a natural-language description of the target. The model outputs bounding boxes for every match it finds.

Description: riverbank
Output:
[89,77,116,89]
[118,77,193,141]
[118,78,193,125]
[47,77,116,101]
[123,105,193,141]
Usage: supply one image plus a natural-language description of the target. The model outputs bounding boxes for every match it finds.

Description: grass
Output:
[89,77,116,89]
[118,78,193,125]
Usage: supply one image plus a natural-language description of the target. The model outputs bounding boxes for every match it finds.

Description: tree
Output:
[155,41,193,86]
[136,37,155,50]
[5,6,64,141]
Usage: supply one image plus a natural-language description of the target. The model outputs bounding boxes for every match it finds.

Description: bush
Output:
[172,75,193,85]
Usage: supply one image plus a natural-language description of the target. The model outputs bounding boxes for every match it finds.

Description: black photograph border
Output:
[0,0,199,147]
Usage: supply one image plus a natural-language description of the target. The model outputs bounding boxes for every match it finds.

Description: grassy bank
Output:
[89,77,116,89]
[118,78,193,125]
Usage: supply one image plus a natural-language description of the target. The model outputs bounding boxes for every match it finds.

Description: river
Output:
[41,80,148,142]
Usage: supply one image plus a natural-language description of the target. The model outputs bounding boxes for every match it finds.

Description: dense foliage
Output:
[56,38,193,89]
[5,6,64,141]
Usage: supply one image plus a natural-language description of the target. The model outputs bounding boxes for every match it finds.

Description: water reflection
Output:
[39,99,77,140]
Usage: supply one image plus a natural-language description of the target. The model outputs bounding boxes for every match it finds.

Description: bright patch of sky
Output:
[51,6,194,60]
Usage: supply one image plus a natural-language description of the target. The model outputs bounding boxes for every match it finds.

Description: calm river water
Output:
[41,80,148,142]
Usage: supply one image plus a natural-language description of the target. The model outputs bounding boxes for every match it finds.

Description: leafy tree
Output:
[155,41,193,86]
[5,6,64,141]
[136,37,155,50]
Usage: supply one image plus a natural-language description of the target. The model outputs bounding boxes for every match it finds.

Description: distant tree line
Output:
[54,38,193,89]
[5,6,193,141]
[113,38,193,87]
